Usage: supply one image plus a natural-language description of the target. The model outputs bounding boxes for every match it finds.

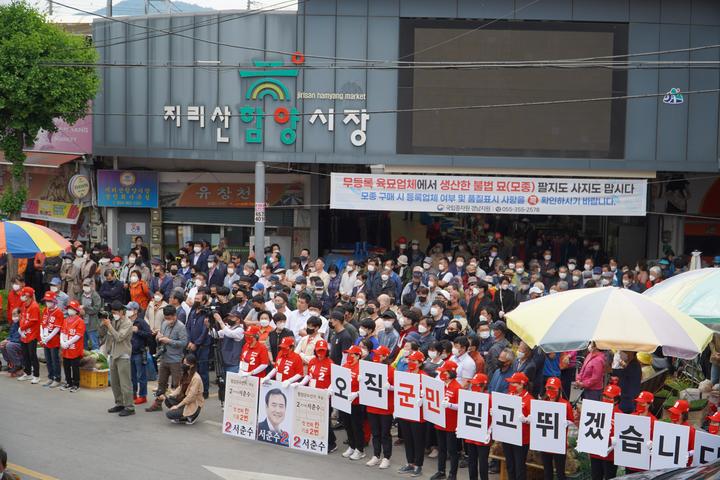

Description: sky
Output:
[0,0,296,16]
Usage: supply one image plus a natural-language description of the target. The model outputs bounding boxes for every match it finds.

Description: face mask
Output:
[418,325,428,334]
[479,331,491,339]
[275,321,286,330]
[428,281,435,288]
[601,279,611,286]
[423,263,431,270]
[456,261,464,268]
[490,252,497,257]
[130,276,139,283]
[367,265,376,272]
[126,310,136,318]
[50,286,59,293]
[180,261,188,268]
[383,320,394,330]
[46,301,56,310]
[68,309,77,316]
[517,351,525,360]
[508,384,518,394]
[359,328,368,337]
[568,263,576,271]
[259,319,270,327]
[610,265,617,272]
[299,256,308,262]
[128,257,136,264]
[516,267,524,274]
[407,361,418,370]
[346,265,353,272]
[207,263,215,270]
[99,258,110,265]
[592,274,601,281]
[355,297,366,307]
[113,313,121,321]
[428,351,438,360]
[430,307,439,316]
[227,268,235,275]
[546,389,559,400]
[20,296,28,303]
[381,274,389,282]
[295,284,303,292]
[83,286,92,293]
[451,347,460,356]
[584,264,592,271]
[710,424,720,435]
[472,287,480,296]
[669,413,680,423]
[623,280,631,287]
[501,284,509,290]
[12,284,20,291]
[593,245,600,251]
[544,255,551,261]
[154,295,163,303]
[508,263,516,270]
[360,348,369,358]
[77,250,84,257]
[649,275,657,282]
[572,275,581,282]
[194,247,202,253]
[559,272,567,279]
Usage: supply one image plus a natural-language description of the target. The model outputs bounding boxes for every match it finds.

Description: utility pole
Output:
[106,0,112,16]
[48,0,53,15]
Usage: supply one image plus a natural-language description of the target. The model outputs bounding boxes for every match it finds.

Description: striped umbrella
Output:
[505,287,712,360]
[0,221,71,258]
[644,268,720,324]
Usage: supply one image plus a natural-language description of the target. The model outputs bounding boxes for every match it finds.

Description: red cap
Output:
[407,350,425,363]
[372,345,391,357]
[437,360,458,373]
[314,339,329,352]
[43,291,57,302]
[708,411,720,423]
[603,384,622,399]
[245,325,261,336]
[344,345,363,356]
[469,373,488,385]
[668,399,689,416]
[67,300,82,311]
[635,391,654,404]
[545,377,562,390]
[20,286,35,297]
[397,236,408,244]
[112,256,122,262]
[279,336,295,350]
[505,372,529,385]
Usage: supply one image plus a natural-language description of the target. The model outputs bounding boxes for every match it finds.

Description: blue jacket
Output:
[489,365,515,394]
[131,318,153,355]
[150,274,174,301]
[8,321,20,343]
[186,307,210,347]
[99,279,125,305]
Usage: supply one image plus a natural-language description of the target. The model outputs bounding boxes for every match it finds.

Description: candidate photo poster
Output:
[692,430,720,466]
[423,374,446,429]
[613,413,652,471]
[359,360,389,410]
[491,392,523,446]
[456,390,490,443]
[330,364,353,414]
[222,373,259,441]
[650,421,690,470]
[257,380,296,447]
[576,399,615,457]
[394,371,421,422]
[291,386,330,455]
[530,399,568,455]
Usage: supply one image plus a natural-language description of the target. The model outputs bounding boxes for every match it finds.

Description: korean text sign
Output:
[423,374,446,429]
[222,373,259,440]
[292,386,330,455]
[693,430,720,466]
[530,399,567,455]
[97,170,159,208]
[576,400,614,456]
[359,360,389,410]
[330,364,352,414]
[613,413,651,470]
[650,421,689,470]
[394,371,421,422]
[330,173,647,216]
[456,390,490,443]
[491,393,523,446]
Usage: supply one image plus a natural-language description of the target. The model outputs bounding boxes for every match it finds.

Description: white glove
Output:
[290,382,299,389]
[349,392,359,402]
[415,398,423,406]
[262,378,272,385]
[441,401,449,408]
[499,311,505,318]
[521,416,530,424]
[238,371,249,378]
[482,433,491,444]
[565,419,574,427]
[327,386,334,394]
[645,440,653,452]
[281,380,292,389]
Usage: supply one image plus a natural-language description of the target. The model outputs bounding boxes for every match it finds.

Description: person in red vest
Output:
[297,339,337,453]
[464,373,491,480]
[40,291,64,388]
[430,360,462,480]
[668,399,696,466]
[590,383,622,480]
[17,287,40,383]
[340,344,366,461]
[6,276,24,324]
[708,411,720,435]
[60,300,85,392]
[265,336,303,387]
[239,325,269,378]
[540,377,575,480]
[502,371,534,480]
[366,345,395,469]
[627,391,656,473]
[397,349,427,477]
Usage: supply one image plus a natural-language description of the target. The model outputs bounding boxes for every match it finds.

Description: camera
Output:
[153,344,167,360]
[98,303,112,320]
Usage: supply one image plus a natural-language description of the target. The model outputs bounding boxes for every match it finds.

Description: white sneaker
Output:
[366,456,380,467]
[30,376,41,384]
[49,381,61,389]
[342,447,355,458]
[379,458,391,469]
[17,374,30,381]
[350,449,366,461]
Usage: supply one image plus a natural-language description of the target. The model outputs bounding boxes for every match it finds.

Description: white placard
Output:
[222,373,259,440]
[330,364,352,414]
[291,386,330,455]
[330,173,648,216]
[491,392,523,446]
[650,421,690,470]
[393,371,421,422]
[576,400,615,456]
[359,360,389,410]
[456,390,490,443]
[422,374,446,429]
[530,399,568,455]
[693,430,720,466]
[613,413,652,470]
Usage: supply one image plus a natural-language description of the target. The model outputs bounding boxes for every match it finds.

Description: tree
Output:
[0,1,99,218]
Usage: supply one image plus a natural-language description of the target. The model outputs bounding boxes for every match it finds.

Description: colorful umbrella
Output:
[505,287,712,359]
[643,268,720,324]
[0,221,71,258]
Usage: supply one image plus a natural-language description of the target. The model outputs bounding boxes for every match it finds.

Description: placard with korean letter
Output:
[331,364,352,414]
[692,430,720,466]
[576,400,614,456]
[530,399,567,454]
[613,413,651,470]
[222,373,259,440]
[291,386,330,455]
[423,374,446,429]
[457,390,490,443]
[651,421,689,470]
[491,393,523,446]
[394,371,421,422]
[359,360,389,410]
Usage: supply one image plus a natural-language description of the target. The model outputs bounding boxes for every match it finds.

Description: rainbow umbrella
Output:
[505,287,712,359]
[0,221,71,258]
[643,268,720,324]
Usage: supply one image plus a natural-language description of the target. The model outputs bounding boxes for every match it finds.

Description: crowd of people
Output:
[1,230,719,480]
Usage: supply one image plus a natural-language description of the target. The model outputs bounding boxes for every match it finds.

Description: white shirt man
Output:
[286,296,312,340]
[339,261,358,296]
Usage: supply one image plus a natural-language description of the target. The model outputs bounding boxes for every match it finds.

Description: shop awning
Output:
[0,151,80,168]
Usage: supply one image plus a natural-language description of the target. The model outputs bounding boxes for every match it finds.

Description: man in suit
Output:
[190,241,209,273]
[257,388,289,446]
[206,255,225,288]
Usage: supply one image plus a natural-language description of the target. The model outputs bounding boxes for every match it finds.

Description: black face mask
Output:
[417,296,427,302]
[182,364,192,374]
[170,268,178,274]
[306,328,316,335]
[154,272,160,277]
[254,306,262,312]
[446,331,459,341]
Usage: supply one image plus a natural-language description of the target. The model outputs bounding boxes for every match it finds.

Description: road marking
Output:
[8,463,59,480]
[204,420,222,427]
[204,466,312,480]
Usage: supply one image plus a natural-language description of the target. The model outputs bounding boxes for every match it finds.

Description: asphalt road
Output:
[0,372,489,480]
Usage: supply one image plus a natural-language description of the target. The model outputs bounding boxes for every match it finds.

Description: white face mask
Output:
[367,265,376,272]
[428,281,436,288]
[154,295,163,302]
[592,274,601,281]
[83,286,92,293]
[479,331,491,339]
[610,265,617,272]
[295,284,303,292]
[544,255,551,261]
[359,328,368,337]
[346,265,353,272]
[517,351,525,360]
[259,319,270,327]
[516,267,524,274]
[567,264,576,271]
[381,274,389,282]
[622,280,631,287]
[584,264,592,271]
[601,279,611,286]
[113,313,121,321]
[356,298,366,307]
[501,284,509,290]
[649,275,657,282]
[423,263,430,270]
[130,276,139,283]
[490,252,497,257]
[559,272,567,279]
[126,310,136,318]
[68,309,77,316]
[194,246,202,253]
[275,322,286,330]
[181,261,188,268]
[207,263,215,270]
[128,257,136,264]
[195,280,204,287]
[418,325,428,334]
[456,261,464,268]
[572,275,581,282]
[113,262,121,268]
[430,307,439,316]
[472,287,480,296]
[428,351,438,360]
[227,268,235,274]
[451,347,460,356]
[384,320,394,330]
[50,286,59,293]
[12,284,20,291]
[479,314,488,323]
[508,263,516,270]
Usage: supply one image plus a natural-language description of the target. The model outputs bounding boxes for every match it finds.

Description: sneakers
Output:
[49,381,61,389]
[411,466,423,477]
[145,400,163,412]
[328,444,338,454]
[30,376,41,384]
[185,416,197,425]
[379,458,391,469]
[398,464,414,474]
[59,383,71,391]
[133,396,147,405]
[342,447,355,458]
[350,449,366,461]
[366,456,381,467]
[428,448,439,458]
[118,408,135,417]
[107,405,125,413]
[69,386,79,393]
[42,379,54,387]
[430,472,446,480]
[17,374,31,381]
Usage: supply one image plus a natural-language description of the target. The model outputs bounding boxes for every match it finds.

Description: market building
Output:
[89,0,720,262]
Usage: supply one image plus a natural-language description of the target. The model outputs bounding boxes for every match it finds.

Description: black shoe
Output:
[430,472,446,480]
[203,392,209,399]
[118,408,135,417]
[447,475,456,480]
[488,463,500,474]
[328,444,338,454]
[411,466,423,477]
[397,465,414,474]
[459,457,468,468]
[107,405,124,413]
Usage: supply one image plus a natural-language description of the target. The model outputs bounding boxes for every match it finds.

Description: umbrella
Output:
[0,221,71,258]
[689,250,702,270]
[505,287,712,360]
[643,268,720,324]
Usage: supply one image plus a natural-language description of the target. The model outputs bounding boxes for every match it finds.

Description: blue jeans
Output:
[225,365,239,374]
[44,347,61,382]
[196,345,210,396]
[712,364,720,385]
[85,330,100,350]
[131,353,148,397]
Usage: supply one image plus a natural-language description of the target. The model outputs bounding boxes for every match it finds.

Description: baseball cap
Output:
[545,377,562,390]
[529,286,543,295]
[68,300,82,311]
[635,391,654,404]
[398,255,408,266]
[295,276,307,284]
[708,411,720,423]
[125,301,140,310]
[252,283,265,291]
[269,275,280,282]
[467,276,478,286]
[407,350,425,362]
[20,286,34,297]
[50,277,62,286]
[373,345,391,357]
[82,278,93,286]
[110,300,126,311]
[344,345,363,356]
[668,399,689,415]
[603,384,621,399]
[506,372,529,385]
[245,325,261,336]
[380,310,397,320]
[112,256,122,262]
[413,266,423,274]
[43,291,57,301]
[315,339,329,352]
[437,360,458,373]
[592,267,602,275]
[491,321,507,334]
[469,373,488,385]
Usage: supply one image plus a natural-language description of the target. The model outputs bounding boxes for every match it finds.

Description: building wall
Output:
[92,0,720,173]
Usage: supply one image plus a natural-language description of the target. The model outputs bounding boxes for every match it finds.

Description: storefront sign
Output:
[330,173,648,216]
[68,174,90,200]
[125,222,146,236]
[165,182,304,208]
[97,170,159,208]
[29,113,92,154]
[21,199,81,224]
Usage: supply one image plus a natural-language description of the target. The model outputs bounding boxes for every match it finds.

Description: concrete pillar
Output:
[254,161,265,259]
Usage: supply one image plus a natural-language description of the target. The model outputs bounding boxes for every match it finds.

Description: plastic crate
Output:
[80,369,109,389]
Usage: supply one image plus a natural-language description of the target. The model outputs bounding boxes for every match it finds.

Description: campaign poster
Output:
[256,379,295,447]
[423,374,446,429]
[291,386,330,455]
[359,360,389,410]
[692,430,720,466]
[530,399,568,455]
[456,390,490,443]
[576,400,615,457]
[491,393,523,446]
[393,371,421,422]
[650,421,690,470]
[222,373,259,441]
[330,364,353,414]
[613,413,652,471]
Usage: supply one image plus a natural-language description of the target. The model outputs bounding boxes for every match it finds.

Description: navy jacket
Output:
[150,274,174,301]
[131,318,153,355]
[99,279,125,305]
[186,307,211,347]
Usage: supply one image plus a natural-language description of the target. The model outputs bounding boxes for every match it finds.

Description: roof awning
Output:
[0,151,80,168]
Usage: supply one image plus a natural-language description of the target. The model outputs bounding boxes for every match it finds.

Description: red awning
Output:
[0,151,80,168]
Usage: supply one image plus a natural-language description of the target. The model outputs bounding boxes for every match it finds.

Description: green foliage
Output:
[0,1,99,217]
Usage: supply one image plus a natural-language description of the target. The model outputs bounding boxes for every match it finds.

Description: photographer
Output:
[147,305,188,412]
[211,310,244,406]
[185,287,212,399]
